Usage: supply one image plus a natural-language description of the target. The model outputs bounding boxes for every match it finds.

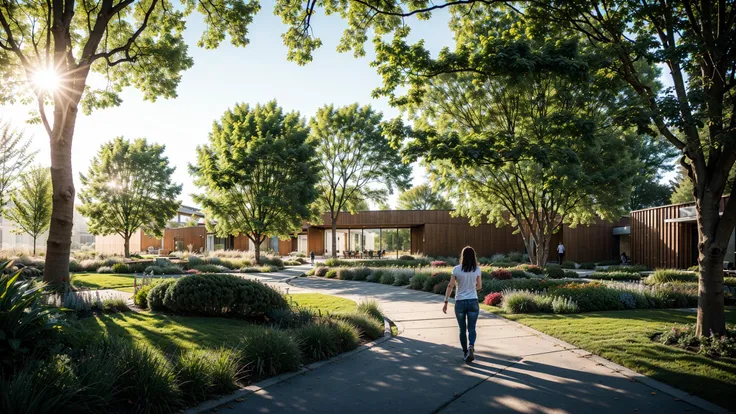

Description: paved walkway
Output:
[215,266,714,414]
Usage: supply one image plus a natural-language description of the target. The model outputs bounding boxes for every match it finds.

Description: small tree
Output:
[309,104,411,258]
[190,101,320,264]
[397,184,452,210]
[78,138,181,258]
[4,167,52,255]
[0,121,37,213]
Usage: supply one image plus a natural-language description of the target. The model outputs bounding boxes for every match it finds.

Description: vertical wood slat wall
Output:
[561,218,628,263]
[163,227,207,252]
[630,204,696,269]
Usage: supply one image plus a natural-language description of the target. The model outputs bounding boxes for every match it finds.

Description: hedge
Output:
[588,272,642,282]
[159,274,288,318]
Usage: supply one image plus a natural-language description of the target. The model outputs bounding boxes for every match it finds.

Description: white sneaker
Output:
[466,346,475,363]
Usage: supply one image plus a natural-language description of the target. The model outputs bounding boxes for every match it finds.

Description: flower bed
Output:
[588,271,642,282]
[658,324,736,358]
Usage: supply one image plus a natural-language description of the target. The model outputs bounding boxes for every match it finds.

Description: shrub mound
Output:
[589,272,642,282]
[491,269,512,280]
[647,269,698,284]
[423,272,451,292]
[544,265,565,279]
[159,274,288,318]
[659,324,736,358]
[484,292,502,306]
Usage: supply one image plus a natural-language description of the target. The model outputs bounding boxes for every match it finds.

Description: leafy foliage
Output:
[240,327,301,379]
[309,104,411,258]
[0,122,36,214]
[3,167,51,255]
[78,138,181,257]
[191,102,319,263]
[397,184,453,210]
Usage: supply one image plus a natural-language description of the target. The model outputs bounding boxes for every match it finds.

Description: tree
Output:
[190,101,319,264]
[276,0,736,336]
[397,184,452,210]
[411,52,637,265]
[0,121,37,213]
[629,136,677,211]
[1,0,259,286]
[4,167,52,255]
[78,138,181,258]
[308,104,411,259]
[184,215,201,227]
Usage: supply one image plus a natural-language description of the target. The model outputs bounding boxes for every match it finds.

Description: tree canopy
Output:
[397,184,452,210]
[308,103,411,258]
[0,121,36,214]
[190,101,320,263]
[78,137,181,258]
[274,0,736,335]
[4,167,52,255]
[629,136,677,211]
[1,0,258,285]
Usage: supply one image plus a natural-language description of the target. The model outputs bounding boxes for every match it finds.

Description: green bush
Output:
[393,271,412,286]
[433,280,450,294]
[161,274,288,318]
[687,265,699,271]
[294,322,339,362]
[317,258,430,268]
[268,307,314,329]
[0,263,60,368]
[112,263,130,273]
[659,324,736,358]
[352,268,371,281]
[240,327,301,378]
[380,272,395,285]
[283,260,301,266]
[600,264,648,273]
[118,341,181,412]
[315,266,328,277]
[161,265,183,275]
[146,279,177,311]
[333,320,360,352]
[596,259,621,266]
[366,269,382,282]
[208,347,242,395]
[549,283,622,312]
[96,266,113,273]
[510,269,528,279]
[144,265,163,275]
[544,264,565,279]
[579,262,596,270]
[563,270,578,278]
[398,255,415,261]
[357,300,383,322]
[339,312,384,340]
[193,264,230,273]
[134,284,154,308]
[68,259,83,272]
[507,251,524,263]
[561,261,577,269]
[177,350,214,402]
[337,268,354,280]
[589,272,642,282]
[515,264,544,275]
[409,272,429,290]
[648,269,698,284]
[102,298,130,313]
[325,270,337,279]
[725,277,736,287]
[502,290,540,313]
[0,355,83,413]
[423,272,451,292]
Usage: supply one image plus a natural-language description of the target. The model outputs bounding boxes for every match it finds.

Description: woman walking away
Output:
[443,246,482,363]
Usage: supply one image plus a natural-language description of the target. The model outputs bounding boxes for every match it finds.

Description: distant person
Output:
[443,246,482,364]
[620,252,629,265]
[557,242,565,264]
[310,251,315,266]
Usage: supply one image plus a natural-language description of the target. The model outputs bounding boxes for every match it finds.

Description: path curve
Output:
[219,266,719,414]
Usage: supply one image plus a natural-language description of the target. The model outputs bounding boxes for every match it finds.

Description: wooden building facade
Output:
[630,198,733,269]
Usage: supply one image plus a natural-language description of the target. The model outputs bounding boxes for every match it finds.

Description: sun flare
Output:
[33,68,60,91]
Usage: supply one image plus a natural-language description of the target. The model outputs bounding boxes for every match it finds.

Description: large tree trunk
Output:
[33,236,37,256]
[124,235,130,258]
[253,234,262,265]
[43,105,77,287]
[695,196,727,336]
[331,218,338,259]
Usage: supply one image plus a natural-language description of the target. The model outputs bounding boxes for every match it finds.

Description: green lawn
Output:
[71,273,135,290]
[482,305,736,410]
[81,293,357,353]
[287,293,357,314]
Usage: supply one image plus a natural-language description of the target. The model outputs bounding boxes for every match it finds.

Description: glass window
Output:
[398,228,411,256]
[364,229,380,258]
[349,229,363,253]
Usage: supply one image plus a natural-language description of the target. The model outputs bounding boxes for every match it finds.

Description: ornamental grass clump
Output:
[337,268,354,280]
[240,327,301,379]
[392,270,412,286]
[339,312,384,340]
[294,322,340,362]
[408,272,429,290]
[315,266,328,277]
[352,267,372,281]
[501,290,540,314]
[551,296,579,313]
[647,269,698,284]
[379,272,395,285]
[357,300,383,322]
[589,271,642,282]
[544,264,565,279]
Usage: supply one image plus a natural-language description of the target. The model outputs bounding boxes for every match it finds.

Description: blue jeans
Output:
[454,299,479,352]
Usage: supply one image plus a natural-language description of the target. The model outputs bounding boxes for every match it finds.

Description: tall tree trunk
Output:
[696,196,727,336]
[331,218,338,259]
[124,235,130,258]
[254,234,261,265]
[33,236,37,256]
[43,105,77,287]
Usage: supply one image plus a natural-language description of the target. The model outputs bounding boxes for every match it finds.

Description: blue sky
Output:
[1,4,454,207]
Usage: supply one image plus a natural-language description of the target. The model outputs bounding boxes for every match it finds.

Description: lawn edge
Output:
[184,312,393,413]
[491,308,731,414]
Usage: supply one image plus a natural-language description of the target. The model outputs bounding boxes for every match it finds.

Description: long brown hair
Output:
[460,246,478,273]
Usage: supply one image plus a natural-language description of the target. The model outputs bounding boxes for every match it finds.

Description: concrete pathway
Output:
[213,266,718,413]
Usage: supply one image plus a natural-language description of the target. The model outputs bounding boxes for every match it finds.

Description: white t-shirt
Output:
[557,244,565,254]
[452,264,481,301]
